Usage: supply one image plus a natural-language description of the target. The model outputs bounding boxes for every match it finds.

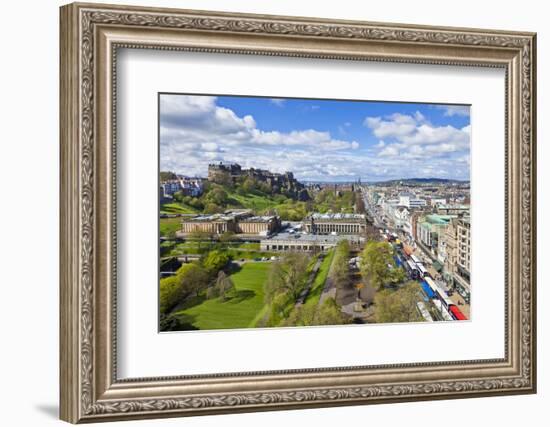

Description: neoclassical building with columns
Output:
[303,213,367,235]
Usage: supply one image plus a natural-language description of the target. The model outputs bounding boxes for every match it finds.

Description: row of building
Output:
[160,176,204,201]
[365,185,471,301]
[180,211,368,238]
[179,210,281,236]
[260,232,363,253]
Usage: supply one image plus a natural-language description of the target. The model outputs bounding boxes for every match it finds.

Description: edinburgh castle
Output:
[208,162,309,200]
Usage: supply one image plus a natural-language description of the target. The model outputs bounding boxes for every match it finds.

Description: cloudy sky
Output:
[159,94,470,182]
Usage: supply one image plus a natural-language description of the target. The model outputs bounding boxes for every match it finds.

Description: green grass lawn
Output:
[160,202,198,214]
[304,249,335,308]
[162,241,273,259]
[159,217,182,237]
[173,262,270,330]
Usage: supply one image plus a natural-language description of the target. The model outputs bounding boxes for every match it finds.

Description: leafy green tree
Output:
[374,282,423,323]
[188,229,213,252]
[182,263,210,297]
[172,191,184,203]
[204,186,228,205]
[159,263,208,313]
[203,203,223,214]
[219,231,236,244]
[330,240,350,291]
[241,177,257,193]
[360,241,403,290]
[188,198,204,209]
[202,250,231,275]
[280,304,316,327]
[315,298,348,325]
[159,275,181,314]
[265,253,309,303]
[159,313,181,331]
[280,298,349,327]
[266,293,294,326]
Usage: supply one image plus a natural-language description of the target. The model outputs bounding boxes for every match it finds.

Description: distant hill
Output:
[370,177,469,185]
[160,171,178,181]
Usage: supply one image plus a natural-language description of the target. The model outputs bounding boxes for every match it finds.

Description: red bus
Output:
[449,305,467,321]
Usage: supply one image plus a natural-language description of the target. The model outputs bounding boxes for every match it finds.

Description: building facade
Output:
[180,211,280,236]
[261,233,363,252]
[236,216,281,235]
[454,217,471,299]
[303,213,367,235]
[416,214,457,253]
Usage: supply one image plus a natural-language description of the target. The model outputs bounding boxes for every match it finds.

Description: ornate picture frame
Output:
[60,2,536,423]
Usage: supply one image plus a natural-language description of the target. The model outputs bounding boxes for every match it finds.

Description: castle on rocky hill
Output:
[208,162,309,200]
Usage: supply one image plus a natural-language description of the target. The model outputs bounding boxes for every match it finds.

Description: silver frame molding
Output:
[60,2,537,423]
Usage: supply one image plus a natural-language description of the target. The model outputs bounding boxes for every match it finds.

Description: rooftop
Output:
[263,232,363,244]
[425,214,457,225]
[240,215,278,223]
[308,213,366,220]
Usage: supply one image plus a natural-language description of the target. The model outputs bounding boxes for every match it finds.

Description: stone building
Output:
[180,210,280,236]
[303,213,367,235]
[437,216,470,301]
[236,216,281,235]
[416,214,457,253]
[260,232,363,252]
[455,217,471,297]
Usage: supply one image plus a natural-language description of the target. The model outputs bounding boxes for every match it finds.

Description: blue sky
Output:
[159,94,470,182]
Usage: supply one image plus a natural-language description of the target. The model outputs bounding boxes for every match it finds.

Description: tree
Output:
[203,202,223,214]
[265,253,309,303]
[280,298,349,327]
[182,263,210,297]
[159,275,181,314]
[360,241,402,290]
[330,240,350,291]
[188,229,213,252]
[362,282,376,306]
[207,271,235,301]
[280,304,316,327]
[205,186,228,205]
[219,231,236,244]
[241,177,257,193]
[202,250,231,275]
[355,192,366,214]
[172,191,184,203]
[374,281,423,323]
[159,263,208,313]
[266,292,294,326]
[315,298,349,325]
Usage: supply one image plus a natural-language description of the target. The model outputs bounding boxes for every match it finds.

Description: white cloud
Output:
[270,98,285,106]
[160,95,364,180]
[436,105,470,117]
[378,145,400,157]
[159,95,470,182]
[361,110,470,181]
[365,111,470,159]
[364,113,418,139]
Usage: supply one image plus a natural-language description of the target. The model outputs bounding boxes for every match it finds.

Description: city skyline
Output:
[160,94,471,182]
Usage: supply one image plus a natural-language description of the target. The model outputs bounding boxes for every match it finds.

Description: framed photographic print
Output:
[60,2,537,423]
